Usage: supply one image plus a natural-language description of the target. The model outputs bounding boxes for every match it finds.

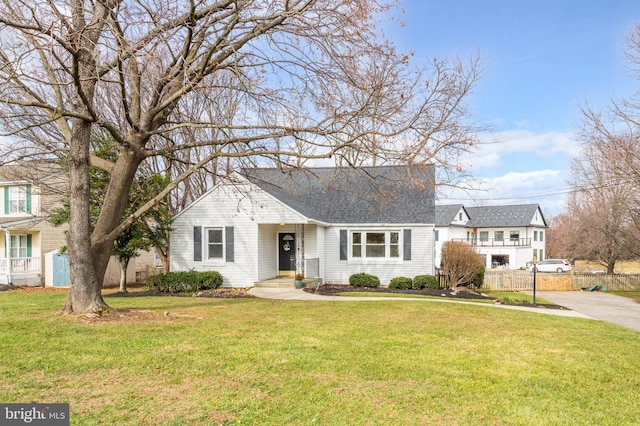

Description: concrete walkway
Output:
[538,291,640,332]
[248,287,592,319]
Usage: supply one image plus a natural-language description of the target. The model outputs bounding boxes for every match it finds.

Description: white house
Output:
[170,166,436,287]
[435,204,547,270]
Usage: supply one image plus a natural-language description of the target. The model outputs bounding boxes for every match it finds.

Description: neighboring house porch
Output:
[0,218,49,285]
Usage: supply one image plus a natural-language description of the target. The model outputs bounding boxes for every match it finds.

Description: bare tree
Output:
[440,241,484,289]
[560,188,636,274]
[0,0,482,314]
[567,24,640,274]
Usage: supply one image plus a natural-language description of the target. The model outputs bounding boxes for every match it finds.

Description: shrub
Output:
[500,296,519,305]
[389,276,413,289]
[146,270,223,293]
[413,274,438,290]
[349,273,380,288]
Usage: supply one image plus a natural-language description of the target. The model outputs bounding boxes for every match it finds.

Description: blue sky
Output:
[388,0,640,216]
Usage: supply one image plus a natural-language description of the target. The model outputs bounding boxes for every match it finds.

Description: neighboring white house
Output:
[170,166,436,287]
[435,204,547,270]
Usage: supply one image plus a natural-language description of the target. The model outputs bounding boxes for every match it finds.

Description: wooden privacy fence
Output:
[572,274,640,291]
[482,271,640,291]
[483,271,533,291]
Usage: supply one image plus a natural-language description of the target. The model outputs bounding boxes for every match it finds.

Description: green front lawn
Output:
[1,289,639,425]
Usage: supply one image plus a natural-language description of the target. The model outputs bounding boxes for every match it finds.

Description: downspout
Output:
[1,227,11,285]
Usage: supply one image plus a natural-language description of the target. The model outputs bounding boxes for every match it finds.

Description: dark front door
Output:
[278,233,296,272]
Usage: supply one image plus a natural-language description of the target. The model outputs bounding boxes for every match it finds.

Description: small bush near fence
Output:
[349,273,380,288]
[146,270,223,293]
[389,277,413,289]
[414,274,439,290]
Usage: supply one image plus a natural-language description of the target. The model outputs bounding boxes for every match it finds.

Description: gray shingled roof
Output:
[241,166,435,224]
[435,204,465,226]
[465,204,545,228]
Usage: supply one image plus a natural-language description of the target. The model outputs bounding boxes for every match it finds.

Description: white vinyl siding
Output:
[170,181,306,287]
[325,226,434,285]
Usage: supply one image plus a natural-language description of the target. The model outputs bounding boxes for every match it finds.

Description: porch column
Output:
[2,228,10,284]
[296,224,305,277]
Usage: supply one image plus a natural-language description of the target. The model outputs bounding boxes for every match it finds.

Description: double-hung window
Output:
[479,231,489,242]
[510,231,520,242]
[494,231,503,242]
[351,231,400,259]
[206,228,224,259]
[6,186,30,214]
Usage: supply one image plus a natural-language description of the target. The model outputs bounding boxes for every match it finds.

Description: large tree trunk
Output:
[61,1,112,315]
[91,147,144,288]
[62,120,109,315]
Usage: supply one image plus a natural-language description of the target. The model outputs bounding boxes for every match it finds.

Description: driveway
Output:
[539,291,640,332]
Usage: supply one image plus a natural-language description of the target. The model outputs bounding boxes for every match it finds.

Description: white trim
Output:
[348,229,403,262]
[204,227,224,261]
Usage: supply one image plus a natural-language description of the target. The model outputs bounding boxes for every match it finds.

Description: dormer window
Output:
[458,212,462,221]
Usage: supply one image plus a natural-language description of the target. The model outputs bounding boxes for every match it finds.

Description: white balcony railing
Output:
[0,257,41,274]
[451,238,533,247]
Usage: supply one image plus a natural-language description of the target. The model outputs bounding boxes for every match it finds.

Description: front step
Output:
[253,278,295,288]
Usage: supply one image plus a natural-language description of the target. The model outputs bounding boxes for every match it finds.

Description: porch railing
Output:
[451,238,532,247]
[304,258,320,278]
[0,257,41,274]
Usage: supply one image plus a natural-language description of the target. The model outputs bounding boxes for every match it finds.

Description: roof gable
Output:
[241,166,435,224]
[435,204,472,226]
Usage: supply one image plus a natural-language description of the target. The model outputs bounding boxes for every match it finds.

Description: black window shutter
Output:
[225,226,234,262]
[193,226,202,261]
[339,229,347,260]
[403,229,411,260]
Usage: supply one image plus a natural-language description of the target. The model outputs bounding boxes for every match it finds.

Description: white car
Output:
[534,259,572,273]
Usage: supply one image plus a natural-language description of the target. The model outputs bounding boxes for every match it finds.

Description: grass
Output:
[483,291,555,305]
[1,289,640,425]
[612,291,640,303]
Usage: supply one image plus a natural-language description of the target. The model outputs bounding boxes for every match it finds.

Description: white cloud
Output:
[464,129,582,172]
[438,169,569,216]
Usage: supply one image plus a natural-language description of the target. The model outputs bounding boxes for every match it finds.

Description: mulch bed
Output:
[307,284,493,300]
[306,284,568,309]
[104,287,254,298]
